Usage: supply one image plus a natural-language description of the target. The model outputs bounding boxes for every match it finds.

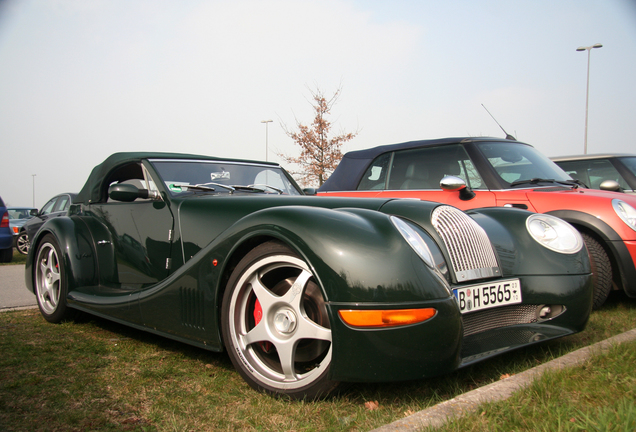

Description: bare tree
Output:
[281,87,357,187]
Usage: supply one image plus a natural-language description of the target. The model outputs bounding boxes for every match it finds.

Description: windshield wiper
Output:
[509,178,583,189]
[193,182,236,192]
[246,184,284,194]
[176,182,284,195]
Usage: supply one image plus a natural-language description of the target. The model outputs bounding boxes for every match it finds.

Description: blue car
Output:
[0,196,14,262]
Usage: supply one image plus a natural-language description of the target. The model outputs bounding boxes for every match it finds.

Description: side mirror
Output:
[303,188,317,196]
[30,208,39,217]
[599,179,622,192]
[440,176,476,201]
[109,184,161,202]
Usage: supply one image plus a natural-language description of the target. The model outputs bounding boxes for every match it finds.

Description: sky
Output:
[1,0,635,208]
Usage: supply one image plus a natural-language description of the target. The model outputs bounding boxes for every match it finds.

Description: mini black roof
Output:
[319,136,514,192]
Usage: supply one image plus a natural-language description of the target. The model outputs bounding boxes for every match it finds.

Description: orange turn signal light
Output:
[338,308,436,328]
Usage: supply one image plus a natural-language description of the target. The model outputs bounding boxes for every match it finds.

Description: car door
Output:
[87,163,175,291]
[361,144,498,210]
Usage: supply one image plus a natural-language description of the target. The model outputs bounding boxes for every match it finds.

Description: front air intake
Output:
[431,205,500,282]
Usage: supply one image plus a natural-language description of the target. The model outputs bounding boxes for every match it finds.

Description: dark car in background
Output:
[552,154,636,194]
[8,207,36,254]
[318,137,636,309]
[25,152,592,399]
[18,193,76,255]
[0,196,14,262]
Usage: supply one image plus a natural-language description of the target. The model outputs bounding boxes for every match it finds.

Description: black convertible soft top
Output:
[318,136,509,192]
[75,152,280,204]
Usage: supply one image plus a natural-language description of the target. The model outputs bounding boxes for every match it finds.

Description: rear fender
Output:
[25,216,97,294]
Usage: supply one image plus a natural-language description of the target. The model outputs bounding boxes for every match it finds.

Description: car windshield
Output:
[8,209,33,220]
[476,142,573,187]
[620,157,636,177]
[150,160,302,196]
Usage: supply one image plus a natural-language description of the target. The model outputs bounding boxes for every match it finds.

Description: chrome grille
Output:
[431,205,500,282]
[462,304,539,337]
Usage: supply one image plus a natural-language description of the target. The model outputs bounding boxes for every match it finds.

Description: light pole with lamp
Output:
[576,43,602,154]
[261,120,273,161]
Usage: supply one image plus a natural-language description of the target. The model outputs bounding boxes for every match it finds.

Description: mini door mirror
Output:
[303,188,317,196]
[599,179,622,192]
[440,176,476,201]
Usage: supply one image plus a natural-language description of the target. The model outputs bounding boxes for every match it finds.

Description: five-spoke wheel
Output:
[16,231,30,255]
[222,241,338,399]
[34,234,74,322]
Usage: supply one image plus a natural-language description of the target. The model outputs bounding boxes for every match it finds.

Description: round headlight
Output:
[612,199,636,232]
[526,214,583,254]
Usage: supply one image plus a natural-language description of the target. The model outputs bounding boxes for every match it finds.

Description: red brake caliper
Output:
[253,299,272,353]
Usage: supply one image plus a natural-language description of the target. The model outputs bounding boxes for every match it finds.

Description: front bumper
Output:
[326,273,592,383]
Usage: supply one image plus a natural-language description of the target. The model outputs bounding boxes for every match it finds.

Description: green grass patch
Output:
[431,339,636,431]
[1,292,634,431]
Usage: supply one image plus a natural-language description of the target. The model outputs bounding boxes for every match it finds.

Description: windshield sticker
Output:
[211,170,230,180]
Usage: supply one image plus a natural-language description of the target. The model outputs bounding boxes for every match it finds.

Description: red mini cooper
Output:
[318,137,636,309]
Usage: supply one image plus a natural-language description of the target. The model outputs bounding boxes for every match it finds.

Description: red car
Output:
[318,137,636,309]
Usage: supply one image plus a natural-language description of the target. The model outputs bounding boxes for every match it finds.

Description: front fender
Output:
[468,207,591,277]
[547,209,636,295]
[217,205,452,304]
[25,216,98,294]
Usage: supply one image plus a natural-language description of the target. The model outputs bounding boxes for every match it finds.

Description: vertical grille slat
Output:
[432,205,500,282]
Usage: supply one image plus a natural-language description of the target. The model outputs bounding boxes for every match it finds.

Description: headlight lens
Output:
[526,214,583,254]
[391,216,435,268]
[612,199,636,231]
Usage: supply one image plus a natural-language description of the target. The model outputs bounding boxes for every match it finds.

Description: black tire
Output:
[0,247,12,263]
[221,241,338,399]
[33,234,76,323]
[582,233,613,310]
[16,231,30,255]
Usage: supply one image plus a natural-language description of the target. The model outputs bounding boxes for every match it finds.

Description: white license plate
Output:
[453,279,521,314]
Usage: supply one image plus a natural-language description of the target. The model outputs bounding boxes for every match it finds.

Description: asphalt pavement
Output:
[0,264,37,310]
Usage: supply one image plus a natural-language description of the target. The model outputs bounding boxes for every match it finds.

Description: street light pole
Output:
[261,120,273,161]
[576,43,602,154]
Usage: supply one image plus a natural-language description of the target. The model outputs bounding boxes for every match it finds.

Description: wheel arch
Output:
[25,217,98,294]
[211,205,451,344]
[546,209,636,294]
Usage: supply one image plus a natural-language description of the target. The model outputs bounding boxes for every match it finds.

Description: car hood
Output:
[176,194,391,252]
[512,187,636,239]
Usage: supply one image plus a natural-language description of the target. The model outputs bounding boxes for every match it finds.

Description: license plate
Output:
[453,279,521,314]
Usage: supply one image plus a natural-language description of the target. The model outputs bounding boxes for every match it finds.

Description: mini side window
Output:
[386,144,484,190]
[357,153,392,190]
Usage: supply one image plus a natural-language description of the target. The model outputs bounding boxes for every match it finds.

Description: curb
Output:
[0,305,37,313]
[371,328,636,431]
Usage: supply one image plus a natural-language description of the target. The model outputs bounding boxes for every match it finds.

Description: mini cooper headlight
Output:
[612,199,636,232]
[526,214,583,254]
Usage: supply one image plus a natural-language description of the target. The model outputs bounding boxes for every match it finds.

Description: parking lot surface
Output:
[0,264,36,310]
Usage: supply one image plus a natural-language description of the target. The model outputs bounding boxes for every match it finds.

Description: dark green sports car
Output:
[26,152,593,399]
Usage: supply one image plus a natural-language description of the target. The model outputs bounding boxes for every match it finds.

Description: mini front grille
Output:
[431,205,500,282]
[462,304,539,337]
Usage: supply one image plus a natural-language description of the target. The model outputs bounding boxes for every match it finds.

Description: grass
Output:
[0,292,634,431]
[429,340,636,432]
